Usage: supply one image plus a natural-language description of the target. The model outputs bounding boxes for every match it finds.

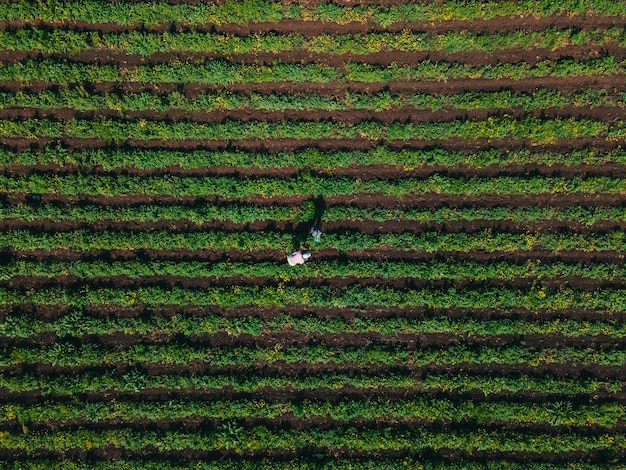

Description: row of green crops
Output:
[1,89,623,113]
[0,116,618,141]
[1,284,626,310]
[2,0,624,25]
[1,28,624,55]
[1,370,619,398]
[2,57,624,83]
[1,174,624,197]
[4,340,626,368]
[2,310,625,338]
[3,229,626,252]
[3,204,626,226]
[0,428,622,455]
[1,398,622,428]
[0,459,617,470]
[2,146,626,170]
[4,259,626,286]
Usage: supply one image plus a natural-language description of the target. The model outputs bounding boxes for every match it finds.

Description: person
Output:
[310,225,322,244]
[287,250,311,266]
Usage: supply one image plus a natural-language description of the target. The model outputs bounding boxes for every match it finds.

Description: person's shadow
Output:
[291,195,325,252]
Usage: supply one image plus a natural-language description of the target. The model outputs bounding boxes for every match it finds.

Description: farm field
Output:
[1,0,626,468]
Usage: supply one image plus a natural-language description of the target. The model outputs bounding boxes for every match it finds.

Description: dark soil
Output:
[3,161,626,180]
[2,74,625,98]
[1,135,622,154]
[1,104,624,125]
[0,43,623,67]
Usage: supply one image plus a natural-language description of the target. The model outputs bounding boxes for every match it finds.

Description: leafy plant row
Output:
[2,304,626,340]
[2,369,619,402]
[3,229,626,253]
[2,173,625,198]
[3,203,626,228]
[0,458,595,470]
[1,28,623,55]
[4,259,626,289]
[3,281,626,312]
[2,0,623,26]
[1,397,622,430]
[0,116,619,142]
[2,57,623,84]
[2,145,625,171]
[2,88,623,114]
[0,427,623,455]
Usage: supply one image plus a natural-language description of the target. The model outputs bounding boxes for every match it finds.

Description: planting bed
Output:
[1,1,626,468]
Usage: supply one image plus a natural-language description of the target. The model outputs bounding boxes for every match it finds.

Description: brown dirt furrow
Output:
[1,104,623,125]
[2,329,624,352]
[3,75,626,98]
[4,161,626,180]
[0,414,622,436]
[3,190,626,210]
[3,272,626,293]
[0,136,622,154]
[3,246,626,268]
[1,14,624,36]
[2,217,625,236]
[0,43,623,67]
[3,360,625,381]
[0,447,623,466]
[2,384,623,407]
[0,443,622,466]
[4,302,623,325]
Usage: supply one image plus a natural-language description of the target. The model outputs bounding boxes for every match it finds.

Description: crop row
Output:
[0,427,624,457]
[2,369,621,405]
[4,0,626,25]
[3,305,625,338]
[0,458,592,470]
[2,173,625,198]
[4,229,626,253]
[2,57,624,84]
[2,145,625,172]
[5,284,626,312]
[4,259,626,283]
[4,259,626,290]
[1,88,623,115]
[4,203,626,229]
[3,396,623,429]
[5,332,626,370]
[0,116,621,142]
[2,28,624,56]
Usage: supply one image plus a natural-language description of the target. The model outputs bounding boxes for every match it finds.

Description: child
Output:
[310,226,322,244]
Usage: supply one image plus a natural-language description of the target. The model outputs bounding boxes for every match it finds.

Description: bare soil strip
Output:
[2,217,625,236]
[0,414,622,436]
[3,191,625,210]
[3,247,626,268]
[2,136,622,154]
[1,43,623,67]
[4,161,626,180]
[3,360,626,381]
[2,75,625,97]
[0,446,622,465]
[5,302,622,324]
[4,271,626,294]
[1,14,624,36]
[1,104,623,125]
[2,329,624,351]
[2,384,622,407]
